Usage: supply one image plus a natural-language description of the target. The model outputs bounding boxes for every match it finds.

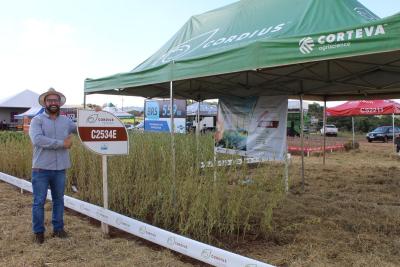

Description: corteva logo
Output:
[138,226,157,238]
[201,249,227,264]
[86,114,114,124]
[299,24,386,54]
[299,37,314,54]
[167,237,188,250]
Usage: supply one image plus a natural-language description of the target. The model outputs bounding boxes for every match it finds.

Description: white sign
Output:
[77,110,129,155]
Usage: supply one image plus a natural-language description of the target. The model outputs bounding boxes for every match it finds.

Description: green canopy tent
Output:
[84,0,400,189]
[85,0,400,101]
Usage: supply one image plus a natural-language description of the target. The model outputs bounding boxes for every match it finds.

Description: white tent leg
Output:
[393,113,395,153]
[170,81,176,178]
[196,101,200,156]
[83,93,87,109]
[323,99,326,165]
[352,116,355,149]
[300,95,305,192]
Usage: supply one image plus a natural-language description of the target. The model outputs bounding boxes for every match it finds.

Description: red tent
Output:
[326,100,400,150]
[327,100,400,117]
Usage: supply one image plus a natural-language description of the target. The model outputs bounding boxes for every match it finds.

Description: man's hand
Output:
[63,135,73,149]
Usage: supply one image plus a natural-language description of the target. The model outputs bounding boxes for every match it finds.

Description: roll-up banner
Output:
[144,99,186,133]
[215,96,288,161]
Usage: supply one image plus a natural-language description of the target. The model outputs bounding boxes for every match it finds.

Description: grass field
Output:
[0,132,399,266]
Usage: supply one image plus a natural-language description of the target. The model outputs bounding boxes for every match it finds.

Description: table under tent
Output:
[84,0,400,190]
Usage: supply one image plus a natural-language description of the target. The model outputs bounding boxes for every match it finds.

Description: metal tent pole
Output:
[284,105,289,193]
[323,99,326,165]
[83,93,87,109]
[352,116,355,149]
[196,101,201,136]
[393,113,395,153]
[170,81,176,177]
[300,95,305,192]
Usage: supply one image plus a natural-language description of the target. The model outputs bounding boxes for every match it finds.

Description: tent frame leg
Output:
[300,94,305,192]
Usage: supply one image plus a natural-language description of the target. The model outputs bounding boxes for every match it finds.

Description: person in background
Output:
[28,88,76,244]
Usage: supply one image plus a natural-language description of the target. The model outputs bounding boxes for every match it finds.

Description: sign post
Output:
[77,110,129,235]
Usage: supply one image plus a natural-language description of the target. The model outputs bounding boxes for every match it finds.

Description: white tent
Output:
[14,106,44,119]
[0,90,39,108]
[102,106,133,119]
[187,102,217,116]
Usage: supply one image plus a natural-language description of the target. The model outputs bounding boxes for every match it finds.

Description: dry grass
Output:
[0,181,203,266]
[231,141,400,266]
[0,131,286,245]
[1,132,400,266]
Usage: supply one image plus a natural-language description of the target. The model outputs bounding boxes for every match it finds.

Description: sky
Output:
[0,0,399,108]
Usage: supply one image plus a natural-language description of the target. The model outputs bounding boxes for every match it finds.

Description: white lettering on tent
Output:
[156,29,219,65]
[213,38,226,46]
[271,23,285,33]
[326,34,336,43]
[202,22,287,49]
[356,28,363,38]
[316,24,386,45]
[157,22,287,63]
[346,30,354,40]
[364,26,374,37]
[224,35,238,44]
[248,30,259,38]
[237,32,250,41]
[337,32,345,42]
[258,26,272,36]
[375,24,385,35]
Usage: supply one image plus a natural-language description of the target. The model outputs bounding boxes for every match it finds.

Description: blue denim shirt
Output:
[29,112,77,170]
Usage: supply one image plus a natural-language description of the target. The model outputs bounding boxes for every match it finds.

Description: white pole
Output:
[300,95,305,192]
[83,93,86,109]
[393,113,395,152]
[284,103,289,193]
[101,155,109,235]
[352,116,355,149]
[284,153,289,193]
[323,99,326,165]
[196,101,200,159]
[170,81,176,178]
[196,101,201,136]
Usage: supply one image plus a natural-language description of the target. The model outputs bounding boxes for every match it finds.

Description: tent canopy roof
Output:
[327,99,400,116]
[0,90,40,108]
[102,106,134,119]
[85,0,400,101]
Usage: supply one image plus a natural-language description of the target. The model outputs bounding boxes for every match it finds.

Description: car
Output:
[125,124,135,131]
[134,121,144,132]
[320,124,338,136]
[366,126,400,142]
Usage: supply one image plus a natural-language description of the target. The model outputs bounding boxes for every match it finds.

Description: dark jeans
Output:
[32,169,66,233]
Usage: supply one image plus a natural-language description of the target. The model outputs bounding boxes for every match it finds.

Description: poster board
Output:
[144,99,186,133]
[215,95,288,161]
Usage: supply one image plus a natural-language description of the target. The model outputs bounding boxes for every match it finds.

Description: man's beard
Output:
[46,105,60,114]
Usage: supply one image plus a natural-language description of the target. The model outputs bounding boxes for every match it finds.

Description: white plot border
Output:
[0,172,274,267]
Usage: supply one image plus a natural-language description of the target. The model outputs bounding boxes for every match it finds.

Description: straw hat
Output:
[38,88,66,107]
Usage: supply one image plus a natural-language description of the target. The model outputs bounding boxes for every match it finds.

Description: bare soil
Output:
[1,141,400,266]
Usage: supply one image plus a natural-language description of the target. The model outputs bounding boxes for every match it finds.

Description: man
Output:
[29,88,76,244]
